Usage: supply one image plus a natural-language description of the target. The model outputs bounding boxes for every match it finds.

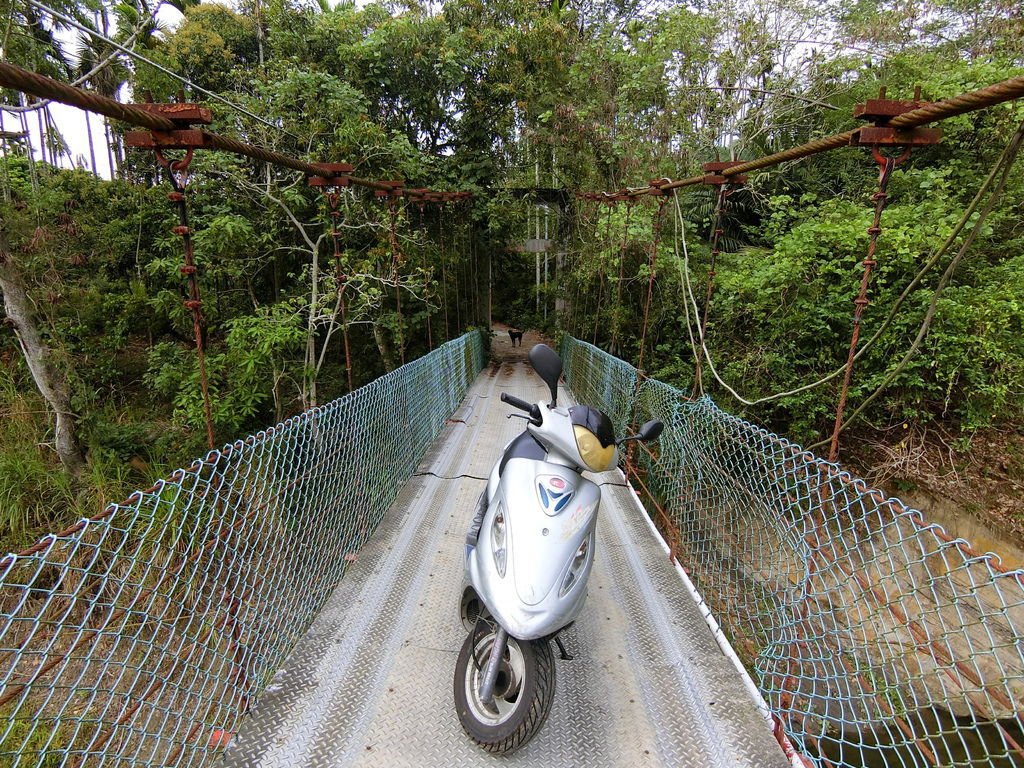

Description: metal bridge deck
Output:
[222,355,790,768]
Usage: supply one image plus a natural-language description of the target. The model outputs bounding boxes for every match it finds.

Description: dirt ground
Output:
[489,322,547,364]
[845,425,1024,568]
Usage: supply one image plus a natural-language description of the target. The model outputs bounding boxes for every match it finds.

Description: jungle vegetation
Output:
[1,0,1022,547]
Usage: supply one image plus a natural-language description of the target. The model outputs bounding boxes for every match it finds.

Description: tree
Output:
[0,226,86,478]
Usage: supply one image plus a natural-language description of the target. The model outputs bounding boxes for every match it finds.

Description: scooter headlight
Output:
[491,506,507,577]
[559,534,590,596]
[573,426,616,472]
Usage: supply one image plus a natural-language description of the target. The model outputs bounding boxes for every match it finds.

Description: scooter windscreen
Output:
[569,406,617,472]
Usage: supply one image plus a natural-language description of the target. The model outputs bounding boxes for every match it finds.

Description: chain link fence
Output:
[0,331,486,767]
[562,336,1024,768]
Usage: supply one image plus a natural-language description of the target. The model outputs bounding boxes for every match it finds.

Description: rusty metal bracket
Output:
[405,187,429,204]
[852,125,942,147]
[125,129,215,151]
[374,180,405,199]
[154,147,195,189]
[701,161,748,185]
[850,86,943,148]
[647,178,671,196]
[308,163,353,188]
[124,103,214,154]
[128,102,213,125]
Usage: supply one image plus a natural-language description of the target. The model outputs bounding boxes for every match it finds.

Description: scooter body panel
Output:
[467,458,600,640]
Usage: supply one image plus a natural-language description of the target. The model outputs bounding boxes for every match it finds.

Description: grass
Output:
[0,372,140,553]
[0,374,72,549]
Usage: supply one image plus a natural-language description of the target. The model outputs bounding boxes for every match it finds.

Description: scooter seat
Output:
[498,431,547,477]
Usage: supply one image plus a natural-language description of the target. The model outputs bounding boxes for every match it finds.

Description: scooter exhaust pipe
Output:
[478,626,508,706]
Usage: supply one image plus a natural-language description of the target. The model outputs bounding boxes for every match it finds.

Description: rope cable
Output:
[0,61,468,198]
[583,73,1024,200]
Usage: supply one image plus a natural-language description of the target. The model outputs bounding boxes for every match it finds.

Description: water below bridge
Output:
[221,333,791,767]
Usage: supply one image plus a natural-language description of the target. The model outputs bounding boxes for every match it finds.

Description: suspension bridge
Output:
[1,61,1023,768]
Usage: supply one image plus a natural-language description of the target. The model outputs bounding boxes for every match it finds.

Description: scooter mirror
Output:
[618,419,664,446]
[637,419,664,443]
[528,344,563,406]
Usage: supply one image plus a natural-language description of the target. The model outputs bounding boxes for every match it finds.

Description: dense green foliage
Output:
[1,0,1023,544]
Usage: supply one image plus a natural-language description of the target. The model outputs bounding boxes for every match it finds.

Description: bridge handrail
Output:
[0,331,486,767]
[561,335,1024,768]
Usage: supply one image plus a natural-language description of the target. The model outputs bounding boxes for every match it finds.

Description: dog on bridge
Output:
[508,328,524,347]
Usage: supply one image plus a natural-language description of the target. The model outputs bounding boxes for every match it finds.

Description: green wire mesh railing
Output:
[0,331,486,767]
[562,336,1024,768]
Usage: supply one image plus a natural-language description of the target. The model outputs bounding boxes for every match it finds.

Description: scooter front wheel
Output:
[454,624,555,753]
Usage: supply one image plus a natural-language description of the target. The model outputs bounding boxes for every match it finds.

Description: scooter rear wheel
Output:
[454,624,555,753]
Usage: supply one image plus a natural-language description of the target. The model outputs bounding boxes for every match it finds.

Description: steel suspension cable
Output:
[694,184,731,393]
[22,0,292,137]
[584,73,1024,200]
[0,10,157,115]
[827,149,904,461]
[0,61,176,130]
[0,61,468,199]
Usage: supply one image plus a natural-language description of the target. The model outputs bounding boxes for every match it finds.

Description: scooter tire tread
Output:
[454,633,556,754]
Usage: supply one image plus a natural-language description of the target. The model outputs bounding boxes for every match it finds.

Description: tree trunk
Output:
[0,230,87,478]
[84,110,98,177]
[372,322,396,373]
[0,116,11,203]
[306,232,319,408]
[103,119,116,180]
[35,108,49,167]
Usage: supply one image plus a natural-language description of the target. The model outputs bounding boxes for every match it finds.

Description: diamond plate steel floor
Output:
[222,358,791,768]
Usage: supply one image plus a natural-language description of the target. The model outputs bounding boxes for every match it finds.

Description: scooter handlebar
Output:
[500,392,541,422]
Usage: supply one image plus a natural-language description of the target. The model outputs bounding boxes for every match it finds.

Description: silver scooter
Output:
[454,344,663,753]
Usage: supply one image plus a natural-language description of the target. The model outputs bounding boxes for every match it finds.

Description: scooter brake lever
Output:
[507,413,531,421]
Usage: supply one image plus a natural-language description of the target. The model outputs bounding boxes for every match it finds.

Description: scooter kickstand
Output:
[553,634,574,661]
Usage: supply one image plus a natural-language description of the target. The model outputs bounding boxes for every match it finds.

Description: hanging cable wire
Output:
[673,190,919,406]
[672,192,702,396]
[23,0,296,138]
